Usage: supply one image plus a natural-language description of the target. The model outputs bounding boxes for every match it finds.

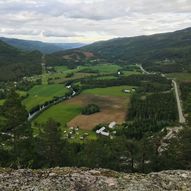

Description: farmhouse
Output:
[109,121,116,129]
[96,127,106,134]
[66,85,71,89]
[123,89,131,93]
[72,91,76,96]
[100,131,110,136]
[96,127,110,137]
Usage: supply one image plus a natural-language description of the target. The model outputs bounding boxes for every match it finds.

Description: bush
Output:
[82,104,100,115]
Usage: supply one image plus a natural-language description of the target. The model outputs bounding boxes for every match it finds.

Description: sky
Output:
[0,0,191,43]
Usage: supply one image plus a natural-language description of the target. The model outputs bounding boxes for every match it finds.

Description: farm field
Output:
[55,64,121,74]
[85,64,121,73]
[68,94,129,130]
[26,64,123,85]
[166,73,191,82]
[82,86,136,97]
[94,76,117,80]
[33,101,97,142]
[34,85,134,130]
[123,70,141,76]
[34,103,82,126]
[55,66,69,72]
[23,84,69,110]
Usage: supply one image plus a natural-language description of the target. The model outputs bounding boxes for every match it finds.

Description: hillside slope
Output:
[0,168,190,191]
[0,40,42,81]
[0,37,85,53]
[46,49,95,68]
[83,27,191,73]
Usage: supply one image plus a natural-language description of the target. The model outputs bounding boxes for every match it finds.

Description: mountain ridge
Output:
[0,39,42,81]
[0,37,85,53]
[82,27,191,73]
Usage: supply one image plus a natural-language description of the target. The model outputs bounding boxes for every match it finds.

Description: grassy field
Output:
[55,64,121,74]
[166,73,191,82]
[33,101,97,142]
[82,86,135,97]
[123,70,141,76]
[34,103,82,126]
[27,64,124,85]
[55,66,69,72]
[87,64,121,74]
[34,85,134,130]
[94,76,118,80]
[23,84,69,110]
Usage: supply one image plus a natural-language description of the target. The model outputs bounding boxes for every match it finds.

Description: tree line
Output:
[80,74,171,91]
[128,92,178,122]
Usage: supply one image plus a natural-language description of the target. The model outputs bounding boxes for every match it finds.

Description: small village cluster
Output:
[64,121,118,141]
[64,127,89,140]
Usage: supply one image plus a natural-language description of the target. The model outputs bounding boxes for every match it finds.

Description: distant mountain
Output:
[0,40,42,81]
[83,27,191,73]
[0,37,85,54]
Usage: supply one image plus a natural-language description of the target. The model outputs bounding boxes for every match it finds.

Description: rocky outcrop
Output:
[0,167,191,191]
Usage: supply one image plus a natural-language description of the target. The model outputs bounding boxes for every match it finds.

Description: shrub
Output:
[82,104,100,115]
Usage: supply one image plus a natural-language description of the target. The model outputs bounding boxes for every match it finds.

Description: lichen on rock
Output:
[0,168,191,191]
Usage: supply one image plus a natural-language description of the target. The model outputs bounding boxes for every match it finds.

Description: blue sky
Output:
[0,0,191,43]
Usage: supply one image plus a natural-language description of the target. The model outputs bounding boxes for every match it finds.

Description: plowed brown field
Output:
[67,94,129,130]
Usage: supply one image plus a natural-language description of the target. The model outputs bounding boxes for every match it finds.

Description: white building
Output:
[96,126,110,137]
[109,122,116,129]
[66,85,71,89]
[101,131,110,136]
[124,89,130,93]
[96,127,106,134]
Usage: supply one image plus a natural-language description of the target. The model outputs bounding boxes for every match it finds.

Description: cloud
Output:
[0,28,40,36]
[0,0,190,43]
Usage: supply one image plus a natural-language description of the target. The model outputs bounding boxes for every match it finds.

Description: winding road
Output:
[137,64,186,124]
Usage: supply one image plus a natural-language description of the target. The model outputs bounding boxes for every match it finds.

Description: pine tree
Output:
[40,118,63,167]
[2,89,33,168]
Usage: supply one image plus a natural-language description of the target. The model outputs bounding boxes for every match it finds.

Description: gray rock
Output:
[0,168,190,191]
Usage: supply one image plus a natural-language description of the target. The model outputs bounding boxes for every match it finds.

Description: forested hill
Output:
[0,40,42,81]
[0,37,85,54]
[83,27,191,73]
